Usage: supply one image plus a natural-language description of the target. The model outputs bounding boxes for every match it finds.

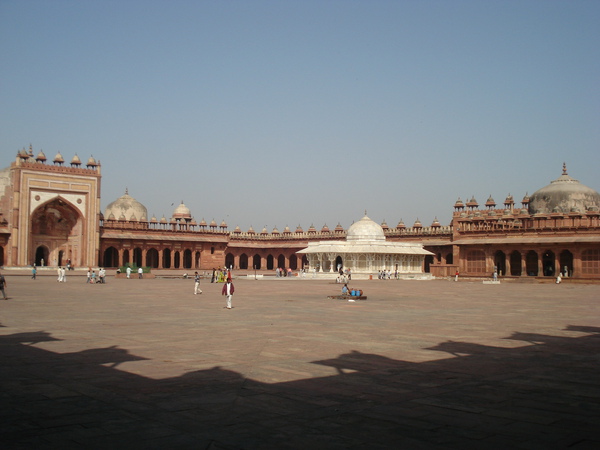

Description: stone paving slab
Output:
[0,274,599,449]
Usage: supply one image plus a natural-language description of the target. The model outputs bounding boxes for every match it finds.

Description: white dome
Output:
[104,189,148,223]
[346,215,385,241]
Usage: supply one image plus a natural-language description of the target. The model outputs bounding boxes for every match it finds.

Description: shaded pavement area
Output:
[1,274,599,449]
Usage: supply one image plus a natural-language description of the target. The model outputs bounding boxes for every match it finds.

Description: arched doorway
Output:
[494,251,506,276]
[239,253,248,270]
[35,245,49,266]
[542,250,555,276]
[123,249,130,265]
[267,255,274,270]
[289,254,297,270]
[195,251,201,269]
[335,255,343,272]
[277,254,286,269]
[446,253,453,264]
[183,249,192,269]
[147,248,159,268]
[134,248,142,266]
[559,250,573,277]
[30,197,83,267]
[510,251,522,276]
[225,253,234,269]
[174,251,180,269]
[253,254,261,270]
[526,251,538,276]
[103,247,118,268]
[162,249,171,268]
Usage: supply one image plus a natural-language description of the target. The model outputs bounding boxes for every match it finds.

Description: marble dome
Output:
[172,201,192,220]
[346,215,385,241]
[104,189,148,222]
[529,165,600,214]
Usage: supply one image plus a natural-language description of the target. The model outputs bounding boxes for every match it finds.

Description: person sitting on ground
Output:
[342,283,349,294]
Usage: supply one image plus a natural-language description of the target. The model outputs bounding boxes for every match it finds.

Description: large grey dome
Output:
[346,215,385,241]
[529,165,600,214]
[105,189,148,222]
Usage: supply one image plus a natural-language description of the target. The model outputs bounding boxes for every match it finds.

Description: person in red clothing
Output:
[222,280,234,309]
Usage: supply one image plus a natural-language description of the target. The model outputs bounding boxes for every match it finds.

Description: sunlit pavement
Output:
[1,272,599,449]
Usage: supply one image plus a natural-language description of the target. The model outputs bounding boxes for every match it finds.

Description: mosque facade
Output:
[1,149,599,280]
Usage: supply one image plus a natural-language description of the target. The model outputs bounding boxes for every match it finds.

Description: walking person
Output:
[138,267,143,279]
[0,271,7,299]
[57,266,63,282]
[222,279,234,309]
[126,266,131,279]
[32,265,37,280]
[61,266,67,282]
[194,271,202,294]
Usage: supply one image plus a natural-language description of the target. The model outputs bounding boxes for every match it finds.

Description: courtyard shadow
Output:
[1,327,599,449]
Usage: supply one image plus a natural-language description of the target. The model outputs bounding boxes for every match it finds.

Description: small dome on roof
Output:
[70,154,81,166]
[86,155,98,167]
[396,219,405,229]
[233,225,242,233]
[260,227,268,235]
[295,225,304,233]
[220,220,227,229]
[36,150,47,162]
[247,225,255,234]
[272,226,280,234]
[466,196,478,208]
[413,218,423,228]
[307,224,317,233]
[160,215,168,223]
[431,217,441,227]
[53,152,64,164]
[485,195,496,207]
[283,225,291,234]
[173,201,192,220]
[150,214,158,223]
[129,213,137,222]
[347,215,385,241]
[321,224,330,233]
[381,220,389,230]
[199,218,207,227]
[209,219,217,227]
[334,223,344,232]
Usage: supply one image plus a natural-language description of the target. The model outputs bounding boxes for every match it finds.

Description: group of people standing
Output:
[86,268,106,284]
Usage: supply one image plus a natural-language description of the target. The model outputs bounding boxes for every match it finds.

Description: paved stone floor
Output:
[1,272,599,449]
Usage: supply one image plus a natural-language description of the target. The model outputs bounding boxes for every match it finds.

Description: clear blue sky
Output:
[2,0,599,231]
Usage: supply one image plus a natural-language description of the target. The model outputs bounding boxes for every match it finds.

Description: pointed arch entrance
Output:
[30,197,84,267]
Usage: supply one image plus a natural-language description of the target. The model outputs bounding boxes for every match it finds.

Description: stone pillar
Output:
[170,249,175,269]
[521,252,527,276]
[142,249,148,267]
[158,249,164,269]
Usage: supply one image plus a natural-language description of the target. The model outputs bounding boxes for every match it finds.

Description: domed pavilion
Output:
[297,214,433,279]
[529,163,600,214]
[104,189,148,223]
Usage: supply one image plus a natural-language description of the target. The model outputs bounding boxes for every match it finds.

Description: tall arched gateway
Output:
[30,198,84,268]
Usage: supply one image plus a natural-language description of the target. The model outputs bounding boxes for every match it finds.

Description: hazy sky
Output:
[2,1,599,231]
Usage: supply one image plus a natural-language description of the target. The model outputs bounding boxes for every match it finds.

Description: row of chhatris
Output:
[16,144,99,168]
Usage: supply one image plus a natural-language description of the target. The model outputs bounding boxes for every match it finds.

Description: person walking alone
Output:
[194,271,202,295]
[0,271,7,299]
[222,279,234,309]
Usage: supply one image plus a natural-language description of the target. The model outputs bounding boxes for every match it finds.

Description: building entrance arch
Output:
[494,251,506,276]
[542,250,555,276]
[559,250,573,277]
[30,197,83,267]
[35,245,49,267]
[103,247,118,268]
[510,251,522,276]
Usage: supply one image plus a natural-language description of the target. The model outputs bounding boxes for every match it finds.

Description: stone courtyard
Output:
[1,271,599,449]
